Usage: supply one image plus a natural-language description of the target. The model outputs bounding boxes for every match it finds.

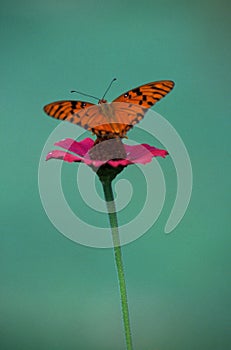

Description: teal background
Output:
[1,0,230,349]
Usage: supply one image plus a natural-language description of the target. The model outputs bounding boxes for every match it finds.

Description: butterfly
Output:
[44,80,174,142]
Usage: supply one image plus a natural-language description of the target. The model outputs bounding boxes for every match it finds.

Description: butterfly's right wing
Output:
[111,80,175,135]
[43,100,96,130]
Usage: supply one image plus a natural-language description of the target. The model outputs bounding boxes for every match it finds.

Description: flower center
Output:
[88,138,127,161]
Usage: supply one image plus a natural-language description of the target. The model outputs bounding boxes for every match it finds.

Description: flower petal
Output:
[142,144,168,158]
[124,144,168,162]
[46,150,83,163]
[124,144,151,162]
[108,159,132,167]
[54,138,94,156]
[46,138,168,168]
[46,150,107,167]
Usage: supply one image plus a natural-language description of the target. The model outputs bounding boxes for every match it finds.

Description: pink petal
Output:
[142,144,168,158]
[46,150,107,167]
[124,144,152,163]
[46,138,168,168]
[46,150,83,163]
[108,159,132,167]
[54,138,94,156]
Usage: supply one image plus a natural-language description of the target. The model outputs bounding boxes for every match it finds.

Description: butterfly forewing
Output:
[113,80,174,108]
[43,100,95,126]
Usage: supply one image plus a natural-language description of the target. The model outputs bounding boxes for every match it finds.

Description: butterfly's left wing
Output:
[43,100,96,128]
[112,80,175,134]
[44,100,127,139]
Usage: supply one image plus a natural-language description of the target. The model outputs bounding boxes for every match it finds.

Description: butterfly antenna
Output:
[102,78,117,100]
[71,90,100,101]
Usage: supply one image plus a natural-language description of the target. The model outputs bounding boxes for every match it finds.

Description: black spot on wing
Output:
[132,88,142,96]
[71,101,77,109]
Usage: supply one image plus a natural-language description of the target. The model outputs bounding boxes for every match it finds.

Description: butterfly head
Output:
[98,99,107,104]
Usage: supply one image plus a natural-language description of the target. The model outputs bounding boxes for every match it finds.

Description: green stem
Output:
[102,179,133,350]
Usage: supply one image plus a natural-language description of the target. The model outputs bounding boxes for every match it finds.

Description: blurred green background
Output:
[1,0,230,349]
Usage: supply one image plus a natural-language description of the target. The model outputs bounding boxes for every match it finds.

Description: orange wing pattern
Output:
[44,100,95,127]
[43,80,174,139]
[44,101,123,137]
[114,80,174,107]
[107,80,175,136]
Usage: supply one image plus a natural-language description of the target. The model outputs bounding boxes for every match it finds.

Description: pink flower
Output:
[46,137,168,169]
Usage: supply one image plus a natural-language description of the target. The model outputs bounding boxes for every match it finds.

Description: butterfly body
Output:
[44,80,174,142]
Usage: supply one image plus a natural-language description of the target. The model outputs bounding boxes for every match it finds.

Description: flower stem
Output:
[102,179,133,350]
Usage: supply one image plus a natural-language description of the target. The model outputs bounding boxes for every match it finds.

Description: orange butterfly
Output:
[44,80,174,142]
